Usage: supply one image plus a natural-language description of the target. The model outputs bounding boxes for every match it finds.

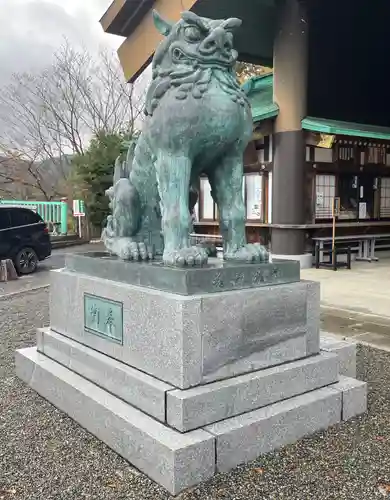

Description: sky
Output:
[0,0,123,87]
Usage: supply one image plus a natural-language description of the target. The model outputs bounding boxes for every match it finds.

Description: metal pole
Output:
[332,197,340,269]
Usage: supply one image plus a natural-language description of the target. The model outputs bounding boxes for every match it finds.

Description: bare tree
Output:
[0,40,146,200]
[0,149,64,200]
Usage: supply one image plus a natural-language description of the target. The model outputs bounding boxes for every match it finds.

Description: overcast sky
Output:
[0,0,123,86]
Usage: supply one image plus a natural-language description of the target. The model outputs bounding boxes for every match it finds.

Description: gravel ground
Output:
[1,288,390,499]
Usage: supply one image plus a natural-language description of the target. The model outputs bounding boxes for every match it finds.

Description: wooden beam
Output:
[100,0,126,33]
[117,0,197,82]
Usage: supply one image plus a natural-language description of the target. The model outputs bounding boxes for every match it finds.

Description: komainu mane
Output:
[102,10,269,266]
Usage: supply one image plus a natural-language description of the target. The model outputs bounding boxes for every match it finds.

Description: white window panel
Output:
[200,178,214,219]
[192,201,199,221]
[315,148,333,163]
[268,172,272,223]
[246,174,262,220]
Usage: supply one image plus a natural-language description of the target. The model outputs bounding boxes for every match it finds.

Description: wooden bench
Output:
[314,243,352,270]
[313,234,390,264]
[363,233,390,260]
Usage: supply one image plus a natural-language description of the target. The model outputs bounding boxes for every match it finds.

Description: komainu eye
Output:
[225,32,233,48]
[184,26,202,42]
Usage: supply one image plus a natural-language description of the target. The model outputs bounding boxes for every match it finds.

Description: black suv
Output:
[0,206,51,274]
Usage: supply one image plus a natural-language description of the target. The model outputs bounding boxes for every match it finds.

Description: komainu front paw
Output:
[224,243,269,263]
[106,237,154,261]
[163,246,208,267]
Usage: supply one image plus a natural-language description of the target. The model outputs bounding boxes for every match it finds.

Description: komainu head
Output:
[152,10,242,71]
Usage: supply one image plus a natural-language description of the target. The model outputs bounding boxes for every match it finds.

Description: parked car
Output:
[0,206,51,274]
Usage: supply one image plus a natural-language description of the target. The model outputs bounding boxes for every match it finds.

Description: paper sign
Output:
[359,202,367,219]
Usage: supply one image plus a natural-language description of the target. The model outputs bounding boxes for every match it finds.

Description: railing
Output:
[0,199,68,234]
[190,233,223,246]
[190,233,223,258]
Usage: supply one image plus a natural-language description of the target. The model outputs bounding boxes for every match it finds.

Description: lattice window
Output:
[380,177,390,218]
[337,141,354,161]
[315,174,336,219]
[367,144,386,165]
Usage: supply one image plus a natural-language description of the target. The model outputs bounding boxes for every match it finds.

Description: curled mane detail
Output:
[145,66,212,115]
[145,66,248,115]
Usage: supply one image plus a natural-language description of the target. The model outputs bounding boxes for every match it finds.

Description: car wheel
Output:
[14,247,39,275]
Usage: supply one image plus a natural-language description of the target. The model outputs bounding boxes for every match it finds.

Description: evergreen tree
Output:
[72,131,131,229]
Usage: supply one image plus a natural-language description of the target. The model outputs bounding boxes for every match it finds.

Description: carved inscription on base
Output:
[84,293,123,344]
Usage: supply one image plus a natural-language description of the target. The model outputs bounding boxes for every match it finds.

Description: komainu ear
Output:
[222,18,242,32]
[152,10,173,36]
[181,11,208,32]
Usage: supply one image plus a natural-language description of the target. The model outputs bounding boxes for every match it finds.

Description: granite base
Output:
[49,268,320,389]
[15,346,366,495]
[15,347,214,496]
[320,332,357,378]
[271,253,313,269]
[37,328,339,432]
[15,256,367,495]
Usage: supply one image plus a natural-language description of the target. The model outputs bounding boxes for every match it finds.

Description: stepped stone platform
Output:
[15,253,367,496]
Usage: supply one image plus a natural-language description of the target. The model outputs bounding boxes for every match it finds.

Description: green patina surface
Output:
[84,293,123,344]
[68,252,300,296]
[243,73,279,122]
[102,10,269,267]
[302,117,390,141]
[245,74,390,142]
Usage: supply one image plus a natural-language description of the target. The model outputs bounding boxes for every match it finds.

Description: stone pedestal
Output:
[15,253,367,496]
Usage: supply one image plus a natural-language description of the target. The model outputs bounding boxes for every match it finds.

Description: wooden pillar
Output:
[271,0,308,259]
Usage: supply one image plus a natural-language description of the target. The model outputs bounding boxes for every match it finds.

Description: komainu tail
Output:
[113,136,138,184]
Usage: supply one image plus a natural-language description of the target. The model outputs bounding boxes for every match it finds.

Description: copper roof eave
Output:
[116,0,198,82]
[102,0,277,82]
[100,0,156,37]
[100,0,126,33]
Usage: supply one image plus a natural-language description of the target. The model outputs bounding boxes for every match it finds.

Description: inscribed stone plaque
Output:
[84,293,123,344]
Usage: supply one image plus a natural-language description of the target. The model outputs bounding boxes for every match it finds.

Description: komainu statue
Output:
[102,10,269,266]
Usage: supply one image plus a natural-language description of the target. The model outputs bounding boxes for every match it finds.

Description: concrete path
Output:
[302,260,390,351]
[302,260,390,318]
[0,243,104,297]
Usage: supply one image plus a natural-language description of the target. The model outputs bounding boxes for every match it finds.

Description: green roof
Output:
[302,117,390,141]
[243,74,390,140]
[242,73,279,122]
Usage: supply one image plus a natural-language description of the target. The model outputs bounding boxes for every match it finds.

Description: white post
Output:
[268,172,273,224]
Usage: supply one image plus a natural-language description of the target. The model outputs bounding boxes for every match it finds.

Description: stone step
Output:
[204,373,367,474]
[15,346,366,496]
[320,332,356,377]
[15,347,215,496]
[36,328,173,422]
[167,350,339,431]
[38,328,339,431]
[205,386,342,473]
